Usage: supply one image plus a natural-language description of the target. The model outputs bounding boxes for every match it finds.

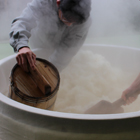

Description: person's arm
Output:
[49,19,92,72]
[9,0,47,71]
[121,73,140,105]
[9,1,39,52]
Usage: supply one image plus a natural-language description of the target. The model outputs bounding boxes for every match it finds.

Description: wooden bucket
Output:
[9,58,60,110]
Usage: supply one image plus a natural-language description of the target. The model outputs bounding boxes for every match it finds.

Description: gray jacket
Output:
[10,0,91,72]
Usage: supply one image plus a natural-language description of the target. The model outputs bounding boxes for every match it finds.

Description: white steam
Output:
[86,0,140,47]
[0,0,32,41]
[0,0,140,46]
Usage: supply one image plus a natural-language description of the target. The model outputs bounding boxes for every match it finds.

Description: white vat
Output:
[0,44,140,140]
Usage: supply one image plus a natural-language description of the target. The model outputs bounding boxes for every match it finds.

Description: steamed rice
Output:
[54,50,140,114]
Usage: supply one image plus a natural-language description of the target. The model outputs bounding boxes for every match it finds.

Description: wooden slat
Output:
[29,64,51,95]
[10,59,60,110]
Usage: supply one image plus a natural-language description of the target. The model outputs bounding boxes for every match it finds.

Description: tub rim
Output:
[0,93,140,120]
[0,44,140,121]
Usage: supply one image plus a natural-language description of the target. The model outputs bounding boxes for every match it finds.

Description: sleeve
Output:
[49,18,92,72]
[9,0,52,52]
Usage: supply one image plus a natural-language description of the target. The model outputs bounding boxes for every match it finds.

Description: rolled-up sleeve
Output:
[9,0,45,52]
[49,18,92,72]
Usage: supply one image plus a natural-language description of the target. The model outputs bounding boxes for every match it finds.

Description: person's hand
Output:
[121,87,138,105]
[121,73,140,105]
[16,47,36,72]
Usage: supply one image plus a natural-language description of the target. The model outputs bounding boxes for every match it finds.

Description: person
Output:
[9,0,92,72]
[121,73,140,105]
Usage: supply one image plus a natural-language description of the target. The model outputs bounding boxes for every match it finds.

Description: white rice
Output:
[54,50,140,114]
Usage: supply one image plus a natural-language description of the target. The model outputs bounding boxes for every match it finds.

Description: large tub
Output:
[0,44,140,140]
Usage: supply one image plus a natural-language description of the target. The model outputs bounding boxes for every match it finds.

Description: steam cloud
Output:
[0,0,32,41]
[0,0,140,44]
[88,0,140,39]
